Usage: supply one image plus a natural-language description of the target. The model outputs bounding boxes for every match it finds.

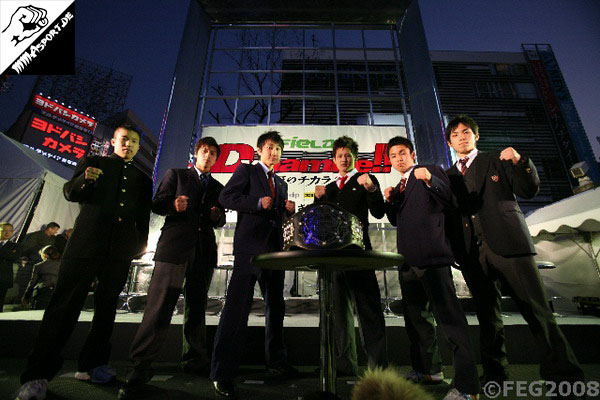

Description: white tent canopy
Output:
[0,131,79,237]
[525,188,600,313]
[527,188,600,236]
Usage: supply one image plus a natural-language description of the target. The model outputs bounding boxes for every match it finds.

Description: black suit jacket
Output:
[152,168,226,264]
[446,151,539,262]
[316,172,385,250]
[0,240,21,287]
[62,154,152,261]
[219,163,289,256]
[385,165,455,268]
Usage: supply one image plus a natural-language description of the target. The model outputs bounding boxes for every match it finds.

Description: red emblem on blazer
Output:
[491,175,499,182]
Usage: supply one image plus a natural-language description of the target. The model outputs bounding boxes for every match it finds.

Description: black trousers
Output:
[210,254,287,382]
[21,258,130,383]
[0,282,10,312]
[126,251,214,381]
[400,266,479,394]
[461,240,584,382]
[332,270,388,374]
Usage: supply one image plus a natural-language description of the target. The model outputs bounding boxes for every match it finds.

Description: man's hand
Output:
[209,206,222,222]
[174,195,189,212]
[21,297,29,307]
[84,167,103,181]
[314,185,326,199]
[414,167,432,184]
[499,147,521,165]
[261,196,273,210]
[2,6,48,45]
[285,200,296,214]
[357,173,376,191]
[384,186,395,202]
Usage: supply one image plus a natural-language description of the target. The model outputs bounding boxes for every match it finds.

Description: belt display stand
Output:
[252,249,403,394]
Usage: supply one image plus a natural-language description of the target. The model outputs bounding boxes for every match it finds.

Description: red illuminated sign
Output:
[22,113,92,166]
[32,94,97,131]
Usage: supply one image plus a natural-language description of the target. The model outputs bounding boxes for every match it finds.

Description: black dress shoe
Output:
[268,363,300,378]
[212,380,236,398]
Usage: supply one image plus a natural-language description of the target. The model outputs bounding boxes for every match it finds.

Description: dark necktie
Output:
[459,157,469,175]
[339,175,348,190]
[398,177,407,193]
[267,170,276,198]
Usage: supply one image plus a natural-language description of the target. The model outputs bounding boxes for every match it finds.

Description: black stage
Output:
[1,301,599,399]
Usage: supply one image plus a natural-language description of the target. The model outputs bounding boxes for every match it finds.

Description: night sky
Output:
[1,0,598,159]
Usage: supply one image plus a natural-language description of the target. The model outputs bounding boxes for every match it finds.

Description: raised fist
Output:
[2,6,48,46]
[384,186,395,202]
[174,196,189,212]
[499,147,521,165]
[314,185,326,199]
[261,196,273,210]
[357,173,375,191]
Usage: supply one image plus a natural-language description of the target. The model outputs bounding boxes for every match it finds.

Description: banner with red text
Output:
[203,125,407,222]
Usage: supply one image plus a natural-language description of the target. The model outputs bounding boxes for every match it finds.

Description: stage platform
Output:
[1,299,599,399]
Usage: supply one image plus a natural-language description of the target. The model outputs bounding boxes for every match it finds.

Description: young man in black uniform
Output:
[211,131,297,398]
[445,115,583,386]
[384,136,479,400]
[0,222,21,312]
[16,124,152,400]
[314,135,387,376]
[118,137,225,399]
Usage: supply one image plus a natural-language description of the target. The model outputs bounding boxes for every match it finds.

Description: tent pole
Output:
[16,173,46,243]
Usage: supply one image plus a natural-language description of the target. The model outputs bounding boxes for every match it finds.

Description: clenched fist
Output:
[384,186,395,202]
[413,167,432,184]
[174,195,189,212]
[84,167,103,181]
[357,173,376,191]
[285,200,296,214]
[209,206,222,221]
[261,196,273,210]
[314,185,326,199]
[499,147,521,165]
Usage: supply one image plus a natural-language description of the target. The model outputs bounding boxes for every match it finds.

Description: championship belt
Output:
[283,202,364,251]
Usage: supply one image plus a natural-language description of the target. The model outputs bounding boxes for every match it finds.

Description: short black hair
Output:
[40,245,61,260]
[386,136,414,156]
[257,130,284,150]
[445,114,479,142]
[194,136,221,159]
[114,123,142,141]
[332,136,358,158]
[46,222,60,230]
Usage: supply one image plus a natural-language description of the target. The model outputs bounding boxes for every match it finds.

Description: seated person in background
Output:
[22,246,61,310]
[352,367,434,400]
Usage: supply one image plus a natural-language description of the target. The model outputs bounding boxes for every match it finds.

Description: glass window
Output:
[335,29,363,48]
[211,50,243,72]
[275,28,305,47]
[235,98,270,124]
[305,99,337,124]
[339,99,371,125]
[207,73,239,96]
[215,29,247,49]
[304,28,333,48]
[369,73,401,96]
[203,98,235,125]
[204,25,406,126]
[238,72,271,96]
[240,49,275,70]
[364,29,393,48]
[515,82,537,99]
